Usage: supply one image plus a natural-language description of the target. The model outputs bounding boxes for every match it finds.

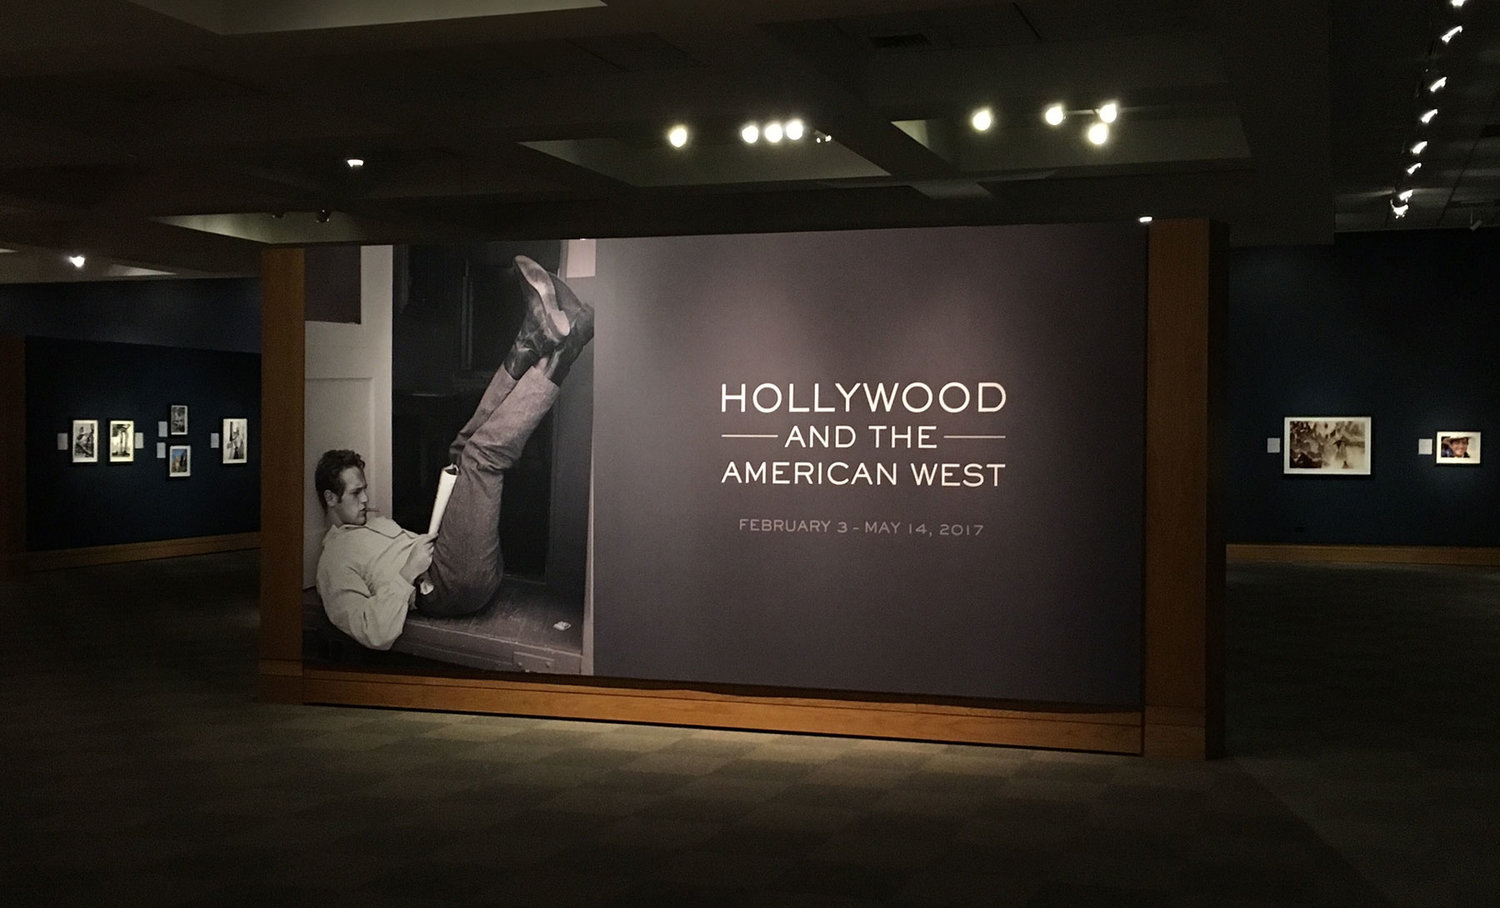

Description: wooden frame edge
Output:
[301,668,1143,754]
[1228,543,1500,566]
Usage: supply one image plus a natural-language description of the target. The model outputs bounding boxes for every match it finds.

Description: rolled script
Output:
[427,465,458,534]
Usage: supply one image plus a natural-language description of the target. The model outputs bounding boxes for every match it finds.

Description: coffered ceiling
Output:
[0,0,1495,281]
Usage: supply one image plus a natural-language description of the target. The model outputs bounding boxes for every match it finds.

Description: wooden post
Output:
[1143,220,1226,758]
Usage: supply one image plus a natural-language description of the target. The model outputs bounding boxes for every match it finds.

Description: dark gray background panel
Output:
[591,224,1147,706]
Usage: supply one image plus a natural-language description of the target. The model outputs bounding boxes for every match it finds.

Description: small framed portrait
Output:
[169,404,189,436]
[109,420,135,463]
[1435,431,1481,465]
[71,419,98,463]
[168,445,191,478]
[1283,417,1372,476]
[222,418,248,464]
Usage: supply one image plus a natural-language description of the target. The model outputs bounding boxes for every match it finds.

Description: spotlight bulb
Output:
[1407,162,1423,176]
[1452,0,1467,8]
[1098,101,1119,124]
[1086,120,1110,146]
[1137,215,1153,224]
[1428,76,1448,93]
[764,121,784,143]
[785,118,805,141]
[740,123,759,144]
[1441,25,1462,44]
[1397,189,1414,202]
[67,254,86,269]
[1411,140,1428,155]
[1391,201,1409,218]
[1420,108,1438,125]
[970,107,994,132]
[1043,103,1066,126]
[667,124,689,148]
[345,157,364,169]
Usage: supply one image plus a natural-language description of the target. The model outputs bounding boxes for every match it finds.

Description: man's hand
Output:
[399,534,435,584]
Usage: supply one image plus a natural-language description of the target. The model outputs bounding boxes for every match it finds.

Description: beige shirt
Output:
[316,516,420,650]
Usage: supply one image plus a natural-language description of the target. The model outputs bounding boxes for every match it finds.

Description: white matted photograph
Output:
[71,419,98,463]
[1435,431,1481,465]
[222,418,248,464]
[109,420,134,463]
[169,404,188,436]
[168,444,191,478]
[1283,417,1372,475]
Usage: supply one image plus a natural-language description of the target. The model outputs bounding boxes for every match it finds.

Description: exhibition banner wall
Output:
[305,224,1148,708]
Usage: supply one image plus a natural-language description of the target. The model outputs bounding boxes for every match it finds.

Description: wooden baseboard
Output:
[27,532,261,571]
[300,667,1144,754]
[1227,543,1500,566]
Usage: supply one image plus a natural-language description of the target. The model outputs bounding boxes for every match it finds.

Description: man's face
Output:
[1450,438,1469,456]
[326,466,369,526]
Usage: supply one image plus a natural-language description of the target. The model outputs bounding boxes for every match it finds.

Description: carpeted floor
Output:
[1,552,1495,907]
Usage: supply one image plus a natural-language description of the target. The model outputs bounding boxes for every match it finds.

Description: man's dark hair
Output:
[315,449,365,509]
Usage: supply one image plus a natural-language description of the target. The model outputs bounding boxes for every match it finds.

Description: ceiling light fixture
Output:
[1411,139,1428,155]
[667,124,689,148]
[67,254,86,269]
[1397,189,1415,202]
[1043,103,1066,126]
[970,107,994,132]
[1391,200,1410,218]
[1086,120,1110,145]
[1428,75,1448,93]
[1451,0,1468,7]
[785,118,806,141]
[1407,162,1423,176]
[1138,215,1153,224]
[1420,108,1439,124]
[315,209,332,223]
[345,157,364,169]
[1098,101,1119,124]
[740,123,760,144]
[1440,25,1463,43]
[764,121,784,143]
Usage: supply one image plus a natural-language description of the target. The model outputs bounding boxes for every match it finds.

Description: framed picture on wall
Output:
[109,420,134,463]
[169,404,188,435]
[222,418,248,464]
[1283,417,1372,475]
[1435,430,1481,465]
[168,445,191,478]
[71,419,98,463]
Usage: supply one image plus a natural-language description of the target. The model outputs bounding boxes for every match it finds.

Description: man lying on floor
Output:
[313,255,593,650]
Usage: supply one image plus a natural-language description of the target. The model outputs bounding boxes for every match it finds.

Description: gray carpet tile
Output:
[1,552,1497,906]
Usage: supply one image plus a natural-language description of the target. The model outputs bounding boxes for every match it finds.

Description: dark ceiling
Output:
[0,0,1495,282]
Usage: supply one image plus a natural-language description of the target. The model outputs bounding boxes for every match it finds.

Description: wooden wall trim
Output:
[1142,220,1225,759]
[27,532,259,571]
[0,335,22,581]
[303,668,1144,754]
[1229,543,1500,566]
[258,249,306,703]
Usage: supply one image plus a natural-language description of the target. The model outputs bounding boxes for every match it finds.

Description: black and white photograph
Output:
[71,419,97,463]
[169,404,188,435]
[222,418,248,464]
[1436,430,1482,465]
[109,420,134,463]
[168,444,191,478]
[1284,417,1372,475]
[306,245,593,679]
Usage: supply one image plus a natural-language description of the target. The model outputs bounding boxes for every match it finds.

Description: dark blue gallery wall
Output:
[1228,229,1499,546]
[0,278,259,352]
[25,337,261,550]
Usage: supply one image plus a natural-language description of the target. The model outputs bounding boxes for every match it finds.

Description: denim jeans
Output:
[423,367,558,617]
